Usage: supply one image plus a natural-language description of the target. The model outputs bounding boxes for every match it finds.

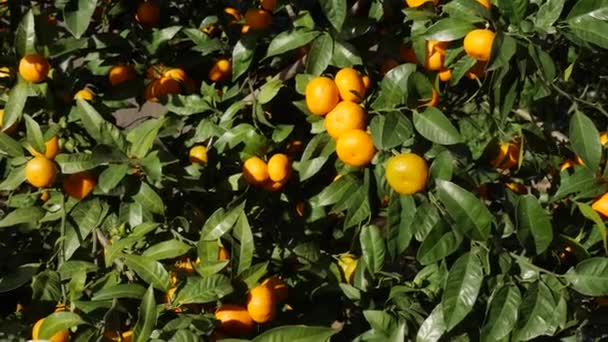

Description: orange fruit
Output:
[463,29,495,62]
[418,87,439,107]
[224,7,241,22]
[25,157,57,188]
[176,257,196,274]
[163,68,193,90]
[361,75,371,93]
[466,61,487,80]
[338,253,358,284]
[262,276,288,302]
[242,156,269,185]
[215,304,254,336]
[438,69,452,82]
[40,191,50,202]
[560,155,585,171]
[244,9,272,30]
[286,139,304,154]
[324,101,366,139]
[32,318,70,342]
[74,88,95,101]
[267,153,291,182]
[62,171,97,200]
[305,76,340,116]
[335,129,376,167]
[29,136,60,159]
[425,41,448,71]
[592,193,608,218]
[135,1,160,27]
[104,330,133,342]
[405,0,439,7]
[189,145,208,164]
[385,153,429,195]
[0,109,17,134]
[19,54,50,83]
[490,141,520,170]
[601,131,608,145]
[262,179,287,192]
[505,182,527,194]
[334,68,366,102]
[153,76,181,98]
[476,0,491,9]
[219,246,230,260]
[246,284,277,323]
[108,65,136,86]
[208,58,232,82]
[260,0,276,11]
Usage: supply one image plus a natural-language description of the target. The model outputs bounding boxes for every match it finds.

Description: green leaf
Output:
[24,114,45,154]
[441,251,484,330]
[123,255,170,291]
[565,257,608,296]
[331,39,362,67]
[15,10,36,56]
[63,0,97,38]
[39,312,85,339]
[65,199,107,261]
[166,95,213,115]
[252,325,337,342]
[310,174,358,207]
[371,64,417,110]
[142,240,192,260]
[386,195,416,260]
[430,150,454,181]
[535,0,565,32]
[142,26,182,54]
[416,303,446,342]
[436,180,493,241]
[318,0,346,31]
[413,108,462,145]
[77,99,128,152]
[92,284,147,301]
[480,284,522,341]
[497,0,529,24]
[369,112,414,150]
[234,212,254,275]
[360,225,386,274]
[132,182,165,215]
[173,274,233,304]
[0,263,39,292]
[258,79,283,105]
[577,202,608,253]
[98,163,129,193]
[133,285,157,342]
[443,0,492,21]
[127,118,164,159]
[4,81,28,131]
[0,132,24,157]
[238,262,269,289]
[516,195,553,255]
[423,18,475,41]
[306,33,333,76]
[488,34,517,71]
[199,202,244,241]
[570,111,602,171]
[417,219,462,265]
[232,35,257,81]
[567,0,608,49]
[513,281,556,341]
[449,55,478,86]
[0,207,44,228]
[266,29,320,58]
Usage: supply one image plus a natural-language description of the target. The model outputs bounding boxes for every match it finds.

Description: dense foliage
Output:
[1,0,608,341]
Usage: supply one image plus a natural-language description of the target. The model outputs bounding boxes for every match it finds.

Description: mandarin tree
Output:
[0,0,608,341]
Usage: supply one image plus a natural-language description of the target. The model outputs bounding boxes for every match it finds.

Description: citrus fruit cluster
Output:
[215,276,288,337]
